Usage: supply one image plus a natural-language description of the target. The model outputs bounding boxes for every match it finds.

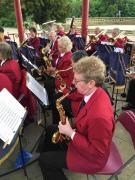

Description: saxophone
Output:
[52,88,76,143]
[55,70,66,87]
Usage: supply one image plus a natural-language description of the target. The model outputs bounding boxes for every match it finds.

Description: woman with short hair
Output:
[39,56,114,180]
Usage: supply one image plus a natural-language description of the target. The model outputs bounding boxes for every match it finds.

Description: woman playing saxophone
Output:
[39,56,115,180]
[44,36,74,111]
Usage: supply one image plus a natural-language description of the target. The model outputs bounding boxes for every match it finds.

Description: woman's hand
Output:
[58,117,74,137]
[47,66,56,75]
[128,73,135,79]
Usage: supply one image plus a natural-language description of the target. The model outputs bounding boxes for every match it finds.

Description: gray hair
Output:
[73,56,106,86]
[112,28,120,37]
[0,42,12,59]
[58,36,72,52]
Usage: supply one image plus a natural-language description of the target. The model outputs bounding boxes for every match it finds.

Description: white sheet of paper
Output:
[0,88,27,144]
[26,72,49,106]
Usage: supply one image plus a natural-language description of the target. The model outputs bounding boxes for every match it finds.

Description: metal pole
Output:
[81,0,89,43]
[14,0,24,43]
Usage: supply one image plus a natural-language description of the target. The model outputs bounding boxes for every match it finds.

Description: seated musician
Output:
[0,42,22,99]
[0,26,10,42]
[67,25,79,39]
[86,27,108,56]
[45,31,59,60]
[67,25,80,52]
[0,42,36,125]
[27,26,40,53]
[44,36,74,123]
[39,56,115,180]
[94,27,108,43]
[109,28,128,51]
[56,24,65,37]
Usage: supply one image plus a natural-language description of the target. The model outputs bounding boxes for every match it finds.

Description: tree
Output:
[69,0,82,17]
[21,0,72,24]
[0,0,16,26]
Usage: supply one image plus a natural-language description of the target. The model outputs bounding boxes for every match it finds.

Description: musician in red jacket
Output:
[39,56,114,180]
[0,42,36,125]
[56,24,65,37]
[45,31,59,60]
[0,73,13,93]
[109,28,128,49]
[44,36,73,98]
[0,42,22,99]
[0,26,11,42]
[44,36,74,124]
[27,26,40,53]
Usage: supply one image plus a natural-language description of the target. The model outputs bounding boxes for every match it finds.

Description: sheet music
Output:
[0,88,27,145]
[26,72,49,106]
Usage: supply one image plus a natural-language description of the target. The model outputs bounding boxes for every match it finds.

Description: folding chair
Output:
[106,109,135,180]
[86,142,123,180]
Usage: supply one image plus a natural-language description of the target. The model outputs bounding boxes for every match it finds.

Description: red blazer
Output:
[67,87,114,174]
[28,37,40,51]
[99,34,108,42]
[57,31,65,37]
[54,51,74,90]
[63,87,83,117]
[0,73,13,93]
[114,38,125,48]
[0,60,22,99]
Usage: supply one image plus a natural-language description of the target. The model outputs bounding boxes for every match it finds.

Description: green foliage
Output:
[1,0,135,28]
[69,0,82,17]
[21,0,72,24]
[0,0,16,27]
[23,15,35,29]
[90,0,135,17]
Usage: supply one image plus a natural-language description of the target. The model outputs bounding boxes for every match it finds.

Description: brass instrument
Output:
[108,31,126,44]
[41,43,50,56]
[52,88,76,143]
[41,47,47,55]
[43,55,52,68]
[55,70,66,87]
[40,40,51,56]
[54,66,72,88]
[85,29,108,50]
[0,32,4,42]
[20,39,29,47]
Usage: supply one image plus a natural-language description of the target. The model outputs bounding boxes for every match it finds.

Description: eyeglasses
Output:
[73,78,87,85]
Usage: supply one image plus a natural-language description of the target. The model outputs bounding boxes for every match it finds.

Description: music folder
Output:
[26,72,49,106]
[0,88,27,147]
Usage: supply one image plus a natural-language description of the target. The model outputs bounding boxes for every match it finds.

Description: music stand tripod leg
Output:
[18,132,29,179]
